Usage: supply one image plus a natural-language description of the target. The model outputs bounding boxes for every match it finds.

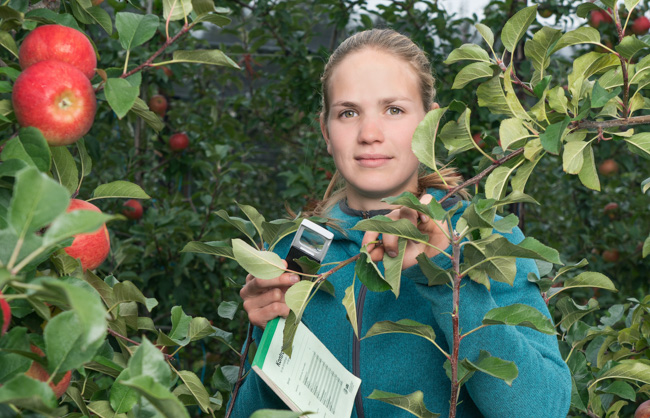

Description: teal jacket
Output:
[230,189,572,417]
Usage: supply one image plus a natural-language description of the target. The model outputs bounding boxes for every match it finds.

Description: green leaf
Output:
[548,86,569,115]
[643,234,650,258]
[576,3,602,18]
[591,360,650,389]
[217,300,238,320]
[128,338,172,385]
[411,107,447,172]
[600,380,637,402]
[131,97,165,132]
[556,297,599,330]
[540,116,570,155]
[367,390,440,418]
[105,78,139,119]
[343,283,358,338]
[477,76,512,117]
[176,370,210,412]
[355,250,390,292]
[524,26,562,83]
[180,241,234,258]
[550,272,617,299]
[262,219,300,250]
[511,153,543,193]
[87,400,123,417]
[382,192,447,221]
[114,280,158,311]
[444,43,491,64]
[44,310,105,372]
[192,13,231,26]
[162,0,192,21]
[237,202,266,242]
[122,375,190,418]
[157,50,239,69]
[50,146,79,194]
[191,0,214,16]
[0,327,32,382]
[9,167,69,236]
[563,140,589,174]
[0,30,18,58]
[475,23,494,49]
[215,210,256,243]
[232,238,285,280]
[76,138,92,178]
[460,350,518,386]
[91,181,150,200]
[499,118,531,151]
[0,374,58,412]
[115,12,159,50]
[578,143,600,191]
[451,62,494,89]
[485,164,521,200]
[439,109,474,156]
[110,369,138,414]
[383,238,406,298]
[591,81,622,108]
[625,132,650,159]
[352,216,429,243]
[482,303,556,334]
[501,5,538,53]
[1,128,51,172]
[552,27,601,54]
[43,210,113,247]
[363,319,438,346]
[615,35,649,60]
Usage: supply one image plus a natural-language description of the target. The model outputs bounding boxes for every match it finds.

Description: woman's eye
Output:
[341,110,357,118]
[388,107,402,115]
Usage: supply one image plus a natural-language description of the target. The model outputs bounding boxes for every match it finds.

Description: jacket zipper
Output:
[353,211,370,417]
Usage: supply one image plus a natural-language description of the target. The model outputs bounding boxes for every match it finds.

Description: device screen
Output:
[299,228,327,251]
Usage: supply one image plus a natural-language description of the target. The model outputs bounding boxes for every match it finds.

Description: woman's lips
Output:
[355,154,392,168]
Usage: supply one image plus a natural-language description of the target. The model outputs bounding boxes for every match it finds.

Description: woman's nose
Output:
[358,115,384,144]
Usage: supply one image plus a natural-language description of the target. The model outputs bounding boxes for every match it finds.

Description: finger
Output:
[248,302,291,329]
[362,230,381,252]
[418,193,434,223]
[243,287,287,313]
[240,272,299,299]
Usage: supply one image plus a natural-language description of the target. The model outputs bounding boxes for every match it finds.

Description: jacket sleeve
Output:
[402,223,572,418]
[226,325,289,416]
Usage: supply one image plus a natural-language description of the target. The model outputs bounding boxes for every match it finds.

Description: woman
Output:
[232,28,571,417]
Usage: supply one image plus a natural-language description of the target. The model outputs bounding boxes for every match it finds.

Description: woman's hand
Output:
[362,193,450,270]
[239,261,300,329]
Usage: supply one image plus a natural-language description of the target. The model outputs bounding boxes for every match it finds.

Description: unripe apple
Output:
[149,94,167,117]
[598,159,619,176]
[122,199,143,220]
[12,60,97,146]
[635,399,650,418]
[25,345,71,399]
[0,291,10,336]
[169,132,189,152]
[63,199,110,271]
[589,10,612,28]
[632,16,650,35]
[538,7,553,18]
[602,249,620,263]
[19,24,96,80]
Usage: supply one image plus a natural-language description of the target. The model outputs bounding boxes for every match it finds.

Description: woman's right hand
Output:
[239,263,300,329]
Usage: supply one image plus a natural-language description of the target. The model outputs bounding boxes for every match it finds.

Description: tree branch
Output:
[572,114,650,130]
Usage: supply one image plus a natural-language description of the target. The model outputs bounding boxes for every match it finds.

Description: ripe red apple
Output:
[149,94,167,117]
[122,199,143,220]
[589,10,612,28]
[603,202,619,219]
[602,249,620,263]
[632,16,650,35]
[25,345,71,398]
[160,66,173,78]
[635,399,650,418]
[472,133,486,149]
[0,291,10,336]
[169,132,189,152]
[63,199,110,271]
[12,60,97,146]
[598,159,619,176]
[19,25,96,80]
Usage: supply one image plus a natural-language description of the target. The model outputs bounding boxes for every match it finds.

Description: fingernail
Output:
[388,251,397,258]
[420,214,429,222]
[290,274,300,283]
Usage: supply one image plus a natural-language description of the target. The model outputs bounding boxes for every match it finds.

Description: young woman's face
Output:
[322,48,426,210]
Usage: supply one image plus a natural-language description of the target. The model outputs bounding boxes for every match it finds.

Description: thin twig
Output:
[107,328,175,360]
[225,324,254,418]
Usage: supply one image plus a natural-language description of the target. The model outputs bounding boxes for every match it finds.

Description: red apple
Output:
[632,16,650,35]
[598,159,619,176]
[169,132,189,152]
[589,10,612,28]
[25,345,71,399]
[635,399,650,418]
[149,94,167,117]
[12,60,97,146]
[160,66,173,78]
[0,291,10,336]
[472,133,486,149]
[603,202,619,220]
[602,249,620,263]
[63,199,110,271]
[19,25,96,80]
[122,199,143,220]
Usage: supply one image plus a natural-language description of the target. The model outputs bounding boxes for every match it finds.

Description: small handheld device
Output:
[285,219,334,276]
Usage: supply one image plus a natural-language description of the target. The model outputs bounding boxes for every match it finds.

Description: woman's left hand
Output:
[361,193,450,270]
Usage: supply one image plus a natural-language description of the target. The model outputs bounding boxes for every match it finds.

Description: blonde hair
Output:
[307,28,468,217]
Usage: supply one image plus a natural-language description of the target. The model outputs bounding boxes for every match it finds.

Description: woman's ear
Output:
[430,102,440,111]
[320,113,332,155]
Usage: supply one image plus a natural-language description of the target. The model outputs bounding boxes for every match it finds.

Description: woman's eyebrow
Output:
[331,101,358,108]
[379,97,413,105]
